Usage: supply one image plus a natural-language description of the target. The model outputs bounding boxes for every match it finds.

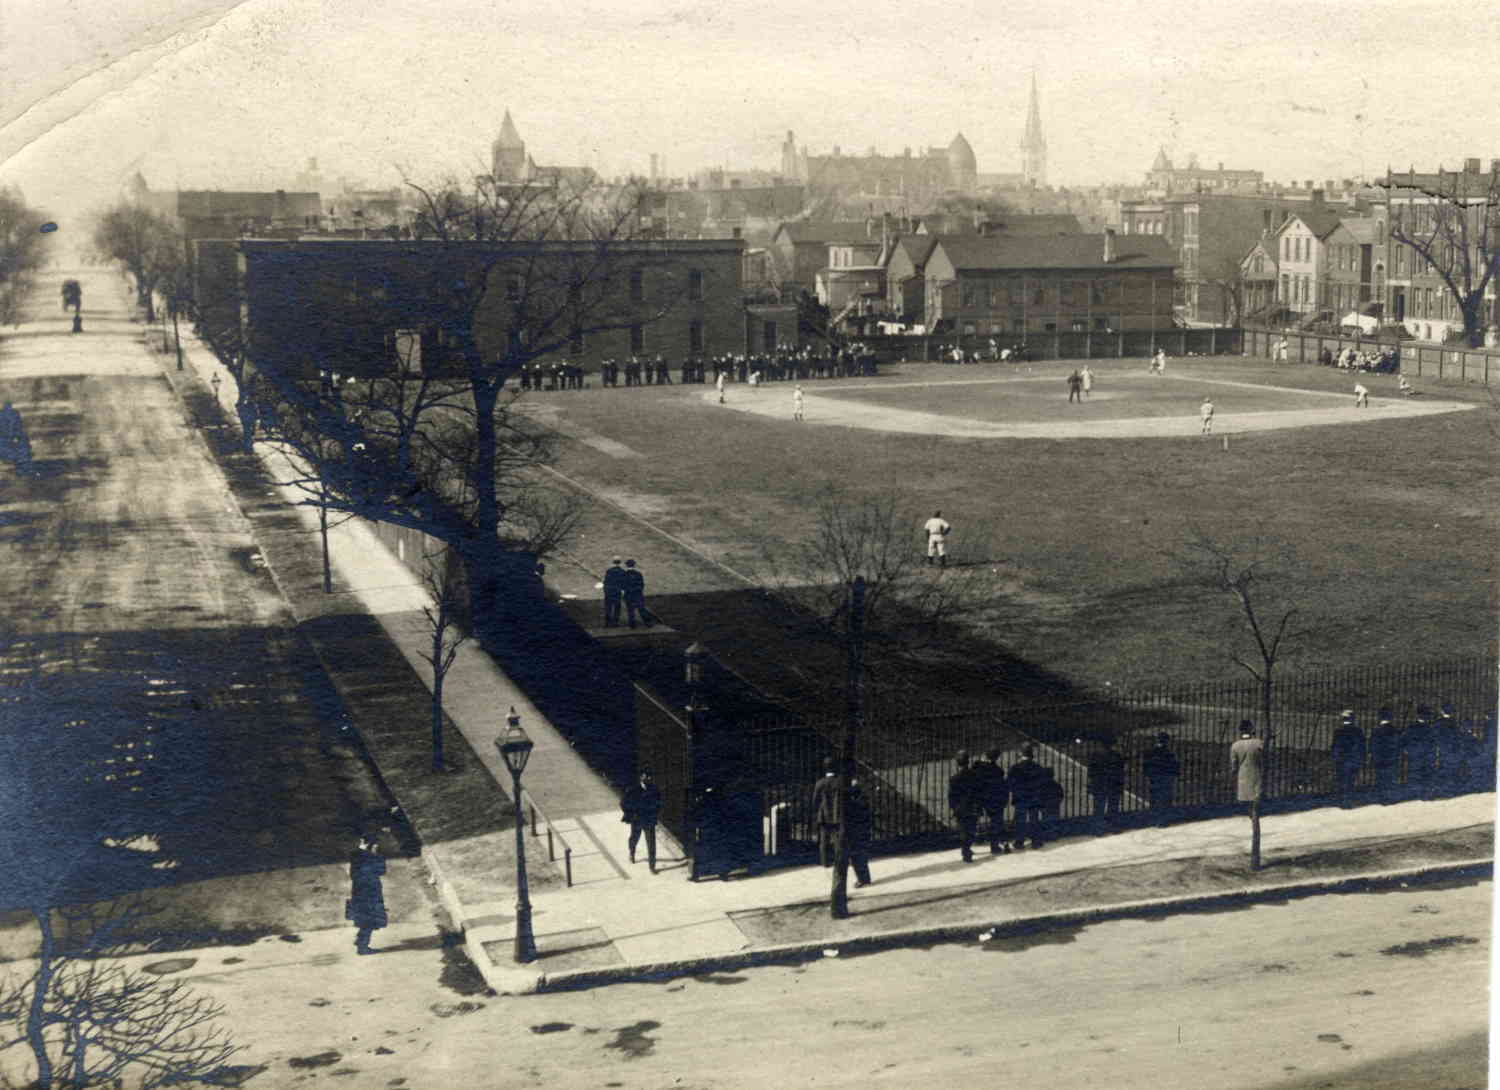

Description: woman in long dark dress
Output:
[347,835,387,955]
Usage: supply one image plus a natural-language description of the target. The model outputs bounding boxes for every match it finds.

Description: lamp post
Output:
[683,643,707,881]
[496,706,536,963]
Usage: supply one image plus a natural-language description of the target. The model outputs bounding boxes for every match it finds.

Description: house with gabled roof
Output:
[923,231,1177,335]
[770,220,875,295]
[1272,198,1380,323]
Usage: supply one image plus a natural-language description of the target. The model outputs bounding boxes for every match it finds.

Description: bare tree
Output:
[418,545,471,772]
[91,203,180,323]
[754,486,990,917]
[0,187,50,328]
[1203,254,1247,328]
[1172,529,1313,736]
[1383,164,1500,347]
[0,899,241,1090]
[202,175,681,651]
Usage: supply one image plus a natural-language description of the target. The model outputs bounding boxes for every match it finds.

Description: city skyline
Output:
[2,0,1494,225]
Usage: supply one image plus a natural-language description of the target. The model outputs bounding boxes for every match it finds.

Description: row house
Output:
[1378,159,1499,343]
[1120,191,1342,324]
[1271,203,1379,321]
[769,220,876,295]
[922,231,1177,336]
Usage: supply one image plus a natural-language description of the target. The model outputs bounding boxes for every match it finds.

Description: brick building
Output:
[922,231,1177,335]
[194,236,746,381]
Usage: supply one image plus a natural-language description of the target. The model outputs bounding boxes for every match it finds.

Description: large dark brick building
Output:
[193,236,746,379]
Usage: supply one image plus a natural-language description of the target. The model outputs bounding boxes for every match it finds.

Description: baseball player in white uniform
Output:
[923,510,951,568]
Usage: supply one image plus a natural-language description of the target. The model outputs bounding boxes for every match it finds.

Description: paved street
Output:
[170,878,1490,1089]
[0,267,435,941]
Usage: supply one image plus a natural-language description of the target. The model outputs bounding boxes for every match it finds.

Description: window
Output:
[962,281,980,308]
[630,324,644,353]
[1093,316,1109,330]
[1091,281,1106,305]
[1007,281,1023,305]
[688,269,703,301]
[1043,321,1057,332]
[1071,319,1087,331]
[1032,281,1045,305]
[1060,282,1075,305]
[688,320,703,354]
[763,320,777,349]
[1283,237,1291,261]
[630,268,644,302]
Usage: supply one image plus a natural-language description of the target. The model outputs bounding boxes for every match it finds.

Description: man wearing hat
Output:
[948,750,981,863]
[1142,733,1180,820]
[972,748,1010,854]
[621,558,654,628]
[1330,710,1367,807]
[1230,720,1267,868]
[1401,706,1438,799]
[1369,708,1402,802]
[602,556,627,627]
[809,758,840,867]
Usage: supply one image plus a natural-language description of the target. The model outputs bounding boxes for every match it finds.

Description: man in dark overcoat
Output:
[347,834,388,955]
[948,750,980,863]
[1330,710,1367,806]
[621,769,664,872]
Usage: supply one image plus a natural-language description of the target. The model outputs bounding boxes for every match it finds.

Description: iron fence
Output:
[731,656,1497,850]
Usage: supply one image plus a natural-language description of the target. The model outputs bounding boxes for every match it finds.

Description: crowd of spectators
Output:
[1319,344,1400,373]
[515,343,880,392]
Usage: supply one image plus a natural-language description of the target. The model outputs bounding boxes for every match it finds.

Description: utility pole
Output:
[831,575,866,919]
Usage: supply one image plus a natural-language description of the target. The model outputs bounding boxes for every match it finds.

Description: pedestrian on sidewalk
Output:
[810,758,839,867]
[622,558,656,628]
[1331,709,1367,806]
[1007,745,1045,849]
[1142,733,1180,820]
[1230,720,1266,868]
[1401,705,1438,799]
[1086,736,1126,829]
[602,556,627,627]
[847,775,873,887]
[346,834,387,955]
[622,768,663,872]
[1369,707,1402,802]
[1034,767,1065,846]
[948,750,981,863]
[974,748,1010,854]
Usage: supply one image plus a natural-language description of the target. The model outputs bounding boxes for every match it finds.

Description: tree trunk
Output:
[831,576,866,920]
[320,502,332,593]
[1462,297,1484,348]
[26,907,55,1089]
[458,532,542,655]
[431,669,446,772]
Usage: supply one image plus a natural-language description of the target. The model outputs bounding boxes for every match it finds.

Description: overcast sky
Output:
[1,0,1493,228]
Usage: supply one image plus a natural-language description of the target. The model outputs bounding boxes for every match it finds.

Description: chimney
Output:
[1464,157,1481,173]
[1103,227,1116,263]
[732,226,742,239]
[1304,179,1314,190]
[1311,188,1325,207]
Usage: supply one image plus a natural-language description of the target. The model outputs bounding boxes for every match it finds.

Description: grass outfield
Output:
[534,356,1498,690]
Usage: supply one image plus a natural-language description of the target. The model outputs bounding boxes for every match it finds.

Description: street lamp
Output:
[496,706,537,963]
[683,643,707,880]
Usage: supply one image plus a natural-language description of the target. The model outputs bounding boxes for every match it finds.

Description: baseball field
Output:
[529,354,1497,692]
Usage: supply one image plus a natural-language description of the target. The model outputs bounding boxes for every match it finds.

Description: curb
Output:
[476,856,1493,996]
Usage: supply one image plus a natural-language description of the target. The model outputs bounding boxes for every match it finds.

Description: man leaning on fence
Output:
[1369,708,1402,802]
[1087,737,1126,829]
[973,749,1011,854]
[1142,733,1180,822]
[1330,710,1367,807]
[1007,746,1046,850]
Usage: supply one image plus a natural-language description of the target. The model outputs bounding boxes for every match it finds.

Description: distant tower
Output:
[781,130,799,180]
[1020,73,1047,188]
[946,133,978,194]
[492,110,527,182]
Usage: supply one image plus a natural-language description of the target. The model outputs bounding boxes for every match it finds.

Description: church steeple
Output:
[492,110,527,181]
[1021,73,1047,189]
